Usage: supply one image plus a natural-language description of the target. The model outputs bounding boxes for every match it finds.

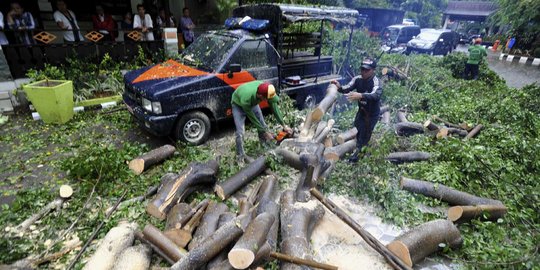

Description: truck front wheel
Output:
[174,111,211,145]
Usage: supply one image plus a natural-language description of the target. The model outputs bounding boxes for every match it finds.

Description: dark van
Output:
[406,29,456,55]
[381,25,420,53]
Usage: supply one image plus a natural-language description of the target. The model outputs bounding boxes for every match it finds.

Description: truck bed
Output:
[281,55,333,79]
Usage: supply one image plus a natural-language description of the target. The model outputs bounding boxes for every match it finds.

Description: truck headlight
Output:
[142,98,152,112]
[152,101,162,114]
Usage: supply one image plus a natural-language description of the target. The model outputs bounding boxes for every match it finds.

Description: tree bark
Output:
[112,244,152,270]
[296,144,325,202]
[176,199,209,229]
[314,120,327,139]
[165,204,206,248]
[142,224,187,263]
[207,212,237,270]
[165,203,193,231]
[255,175,278,204]
[82,222,137,270]
[310,188,412,270]
[448,205,507,223]
[311,84,338,121]
[276,148,303,170]
[323,136,333,148]
[314,119,335,143]
[447,128,468,137]
[256,199,280,250]
[387,219,463,267]
[215,156,266,200]
[323,139,356,161]
[147,160,219,220]
[317,160,335,184]
[465,124,483,139]
[386,152,431,164]
[170,214,251,270]
[423,120,440,131]
[129,144,176,175]
[135,231,175,265]
[381,111,391,125]
[396,110,408,123]
[400,176,504,206]
[15,197,65,233]
[336,127,357,144]
[380,105,390,114]
[228,213,275,269]
[188,201,229,250]
[394,122,424,136]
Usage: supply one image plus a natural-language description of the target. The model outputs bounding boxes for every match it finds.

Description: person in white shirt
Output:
[53,0,84,42]
[133,4,154,41]
[0,12,9,45]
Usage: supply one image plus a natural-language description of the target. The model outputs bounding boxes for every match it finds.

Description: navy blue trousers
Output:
[354,110,379,150]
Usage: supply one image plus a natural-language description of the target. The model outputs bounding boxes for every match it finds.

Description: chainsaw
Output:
[275,130,294,145]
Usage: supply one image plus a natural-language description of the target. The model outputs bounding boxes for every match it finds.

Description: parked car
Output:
[406,29,455,55]
[123,4,357,145]
[380,24,420,53]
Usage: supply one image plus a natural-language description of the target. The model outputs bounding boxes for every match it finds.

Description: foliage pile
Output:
[325,53,539,269]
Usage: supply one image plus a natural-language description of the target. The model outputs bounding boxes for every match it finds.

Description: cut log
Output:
[318,160,335,184]
[275,148,303,170]
[177,199,210,229]
[386,151,431,164]
[314,119,335,143]
[206,212,237,270]
[436,127,449,139]
[312,84,338,121]
[270,251,338,270]
[15,197,65,233]
[380,105,390,114]
[238,197,253,216]
[170,214,251,270]
[336,127,357,144]
[395,122,424,136]
[387,219,463,267]
[447,128,468,137]
[256,198,280,250]
[129,144,176,175]
[314,121,327,139]
[147,160,219,220]
[188,201,229,250]
[423,120,440,131]
[299,111,314,139]
[381,111,391,125]
[400,176,504,206]
[112,244,152,270]
[142,224,187,262]
[255,175,278,204]
[432,115,463,130]
[228,213,275,269]
[82,222,137,270]
[135,231,175,265]
[59,185,73,198]
[311,188,412,270]
[323,136,333,148]
[296,144,325,202]
[465,124,483,139]
[215,156,266,200]
[164,204,205,248]
[165,203,193,231]
[448,205,507,223]
[396,110,408,123]
[323,139,356,161]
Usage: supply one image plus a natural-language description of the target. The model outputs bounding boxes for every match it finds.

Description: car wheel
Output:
[174,111,211,145]
[303,94,317,110]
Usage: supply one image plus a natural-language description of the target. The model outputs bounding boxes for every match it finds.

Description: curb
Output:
[31,101,118,121]
[498,54,540,66]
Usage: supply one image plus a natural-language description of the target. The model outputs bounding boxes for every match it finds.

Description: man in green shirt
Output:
[463,38,487,80]
[232,80,292,160]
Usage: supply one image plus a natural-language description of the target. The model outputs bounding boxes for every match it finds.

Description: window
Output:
[229,40,275,69]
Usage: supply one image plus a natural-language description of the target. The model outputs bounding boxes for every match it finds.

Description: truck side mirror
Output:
[228,64,241,78]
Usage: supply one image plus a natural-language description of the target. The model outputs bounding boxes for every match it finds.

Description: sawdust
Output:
[311,194,402,270]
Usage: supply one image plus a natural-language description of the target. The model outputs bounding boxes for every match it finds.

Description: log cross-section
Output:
[323,139,356,161]
[129,144,176,175]
[448,205,507,223]
[311,84,338,121]
[228,213,275,269]
[215,156,266,200]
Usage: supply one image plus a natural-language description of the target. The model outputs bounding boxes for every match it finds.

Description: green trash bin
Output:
[23,80,74,124]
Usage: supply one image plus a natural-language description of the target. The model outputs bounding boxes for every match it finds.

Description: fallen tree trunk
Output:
[447,128,468,137]
[465,124,483,139]
[386,152,431,164]
[311,188,412,270]
[165,204,205,248]
[275,149,303,171]
[448,205,507,223]
[188,201,229,250]
[170,214,251,270]
[147,160,219,220]
[215,156,266,200]
[314,119,335,144]
[135,231,175,265]
[380,105,390,114]
[381,111,391,125]
[299,112,314,139]
[142,224,187,263]
[336,128,357,145]
[296,144,325,202]
[112,244,152,270]
[396,110,408,123]
[129,144,176,175]
[400,176,504,206]
[206,212,237,270]
[311,84,338,121]
[256,199,280,250]
[228,213,275,269]
[82,222,137,270]
[323,139,356,161]
[387,219,463,267]
[395,122,424,136]
[314,121,327,139]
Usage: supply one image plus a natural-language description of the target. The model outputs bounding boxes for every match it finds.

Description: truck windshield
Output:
[416,31,440,42]
[180,33,238,72]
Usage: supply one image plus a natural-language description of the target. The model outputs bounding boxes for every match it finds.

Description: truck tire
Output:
[174,111,211,145]
[303,94,317,109]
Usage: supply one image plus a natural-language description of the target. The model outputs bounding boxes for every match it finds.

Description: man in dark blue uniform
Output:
[332,58,383,162]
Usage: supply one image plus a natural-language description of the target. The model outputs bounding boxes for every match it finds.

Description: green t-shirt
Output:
[231,80,285,132]
[467,45,487,65]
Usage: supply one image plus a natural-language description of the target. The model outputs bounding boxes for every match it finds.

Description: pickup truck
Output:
[123,4,358,145]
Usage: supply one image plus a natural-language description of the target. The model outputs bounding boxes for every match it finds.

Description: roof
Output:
[233,4,359,33]
[444,1,498,17]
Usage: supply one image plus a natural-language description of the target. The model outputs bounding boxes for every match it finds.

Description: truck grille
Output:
[125,84,142,106]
